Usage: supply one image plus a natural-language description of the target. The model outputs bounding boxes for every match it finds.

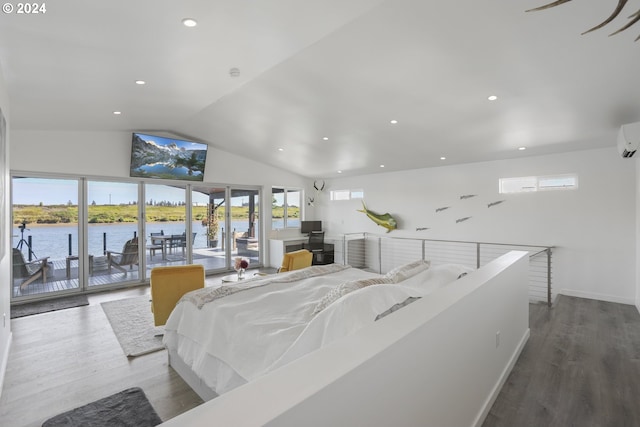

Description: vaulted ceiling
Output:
[1,0,639,178]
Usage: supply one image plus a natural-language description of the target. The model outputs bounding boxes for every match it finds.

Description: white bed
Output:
[163,261,472,399]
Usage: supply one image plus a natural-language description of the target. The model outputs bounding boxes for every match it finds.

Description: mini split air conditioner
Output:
[618,122,640,158]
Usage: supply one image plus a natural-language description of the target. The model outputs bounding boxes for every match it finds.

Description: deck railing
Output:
[336,233,554,306]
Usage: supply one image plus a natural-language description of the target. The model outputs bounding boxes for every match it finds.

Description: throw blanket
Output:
[180,264,351,309]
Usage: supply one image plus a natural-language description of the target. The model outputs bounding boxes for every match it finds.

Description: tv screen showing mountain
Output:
[130,132,208,181]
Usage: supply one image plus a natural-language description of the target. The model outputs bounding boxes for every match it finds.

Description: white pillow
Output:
[398,263,474,294]
[312,276,391,315]
[384,259,431,283]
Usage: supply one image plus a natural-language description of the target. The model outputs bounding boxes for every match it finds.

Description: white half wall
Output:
[317,148,637,305]
[161,251,530,427]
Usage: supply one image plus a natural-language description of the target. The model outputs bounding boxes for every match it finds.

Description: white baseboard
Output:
[0,332,13,401]
[560,289,636,306]
[473,328,530,427]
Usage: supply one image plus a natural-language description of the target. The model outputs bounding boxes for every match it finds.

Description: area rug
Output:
[10,294,89,319]
[42,387,162,427]
[101,296,164,357]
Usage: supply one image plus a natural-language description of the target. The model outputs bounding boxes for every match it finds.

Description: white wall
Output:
[10,130,307,187]
[0,66,11,398]
[318,148,637,304]
[636,158,640,313]
[10,130,311,267]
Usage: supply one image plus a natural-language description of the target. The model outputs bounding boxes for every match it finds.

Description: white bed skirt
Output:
[168,348,219,402]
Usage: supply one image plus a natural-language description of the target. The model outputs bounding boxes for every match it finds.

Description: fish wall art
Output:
[487,200,506,208]
[357,201,397,233]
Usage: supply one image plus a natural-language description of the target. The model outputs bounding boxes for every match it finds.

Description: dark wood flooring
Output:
[483,295,640,427]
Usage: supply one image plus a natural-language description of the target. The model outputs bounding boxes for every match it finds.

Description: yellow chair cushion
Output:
[150,264,205,326]
[279,249,313,273]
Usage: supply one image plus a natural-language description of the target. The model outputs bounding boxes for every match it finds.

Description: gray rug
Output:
[42,387,162,426]
[101,296,164,357]
[11,294,89,319]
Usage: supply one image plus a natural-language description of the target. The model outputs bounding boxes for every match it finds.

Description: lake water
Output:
[13,219,299,259]
[137,163,203,177]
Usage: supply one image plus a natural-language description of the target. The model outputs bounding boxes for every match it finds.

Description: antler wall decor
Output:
[526,0,640,41]
[307,180,326,207]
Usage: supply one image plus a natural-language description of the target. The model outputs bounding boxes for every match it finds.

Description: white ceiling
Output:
[1,0,639,178]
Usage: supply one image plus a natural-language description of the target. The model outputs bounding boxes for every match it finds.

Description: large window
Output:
[272,187,301,228]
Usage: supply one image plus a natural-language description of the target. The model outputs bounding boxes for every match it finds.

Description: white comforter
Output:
[163,263,470,394]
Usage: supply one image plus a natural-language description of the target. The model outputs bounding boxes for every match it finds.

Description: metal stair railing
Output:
[339,232,554,306]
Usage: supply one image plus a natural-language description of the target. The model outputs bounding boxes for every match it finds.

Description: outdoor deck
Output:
[12,247,259,299]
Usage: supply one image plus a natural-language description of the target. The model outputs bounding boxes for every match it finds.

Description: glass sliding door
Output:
[144,183,187,276]
[191,186,226,271]
[11,176,80,299]
[230,188,261,267]
[87,180,141,288]
[10,174,262,301]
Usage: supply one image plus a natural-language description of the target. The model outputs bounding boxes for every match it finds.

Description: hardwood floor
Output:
[2,284,639,427]
[484,295,640,427]
[0,285,205,427]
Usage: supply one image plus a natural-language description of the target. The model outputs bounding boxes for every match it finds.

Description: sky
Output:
[12,178,299,207]
[135,132,207,152]
[13,178,210,206]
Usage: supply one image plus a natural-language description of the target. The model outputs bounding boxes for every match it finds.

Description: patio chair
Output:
[148,231,164,259]
[167,234,186,255]
[107,237,139,274]
[12,248,51,290]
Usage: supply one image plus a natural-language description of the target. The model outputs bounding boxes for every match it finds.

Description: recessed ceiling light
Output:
[380,164,385,168]
[322,137,329,141]
[135,80,146,85]
[182,18,197,27]
[337,170,342,174]
[113,111,121,115]
[440,156,446,160]
[488,95,498,101]
[390,119,398,124]
[229,67,240,77]
[278,148,284,152]
[518,146,526,151]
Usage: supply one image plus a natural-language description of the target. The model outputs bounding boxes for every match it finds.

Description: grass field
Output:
[12,204,299,225]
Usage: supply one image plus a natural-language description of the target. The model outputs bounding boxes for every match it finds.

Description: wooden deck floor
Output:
[13,248,259,299]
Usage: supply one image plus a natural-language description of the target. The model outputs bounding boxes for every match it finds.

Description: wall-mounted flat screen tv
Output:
[130,132,208,181]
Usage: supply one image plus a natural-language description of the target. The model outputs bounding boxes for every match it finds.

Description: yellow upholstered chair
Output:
[150,264,205,326]
[279,249,313,273]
